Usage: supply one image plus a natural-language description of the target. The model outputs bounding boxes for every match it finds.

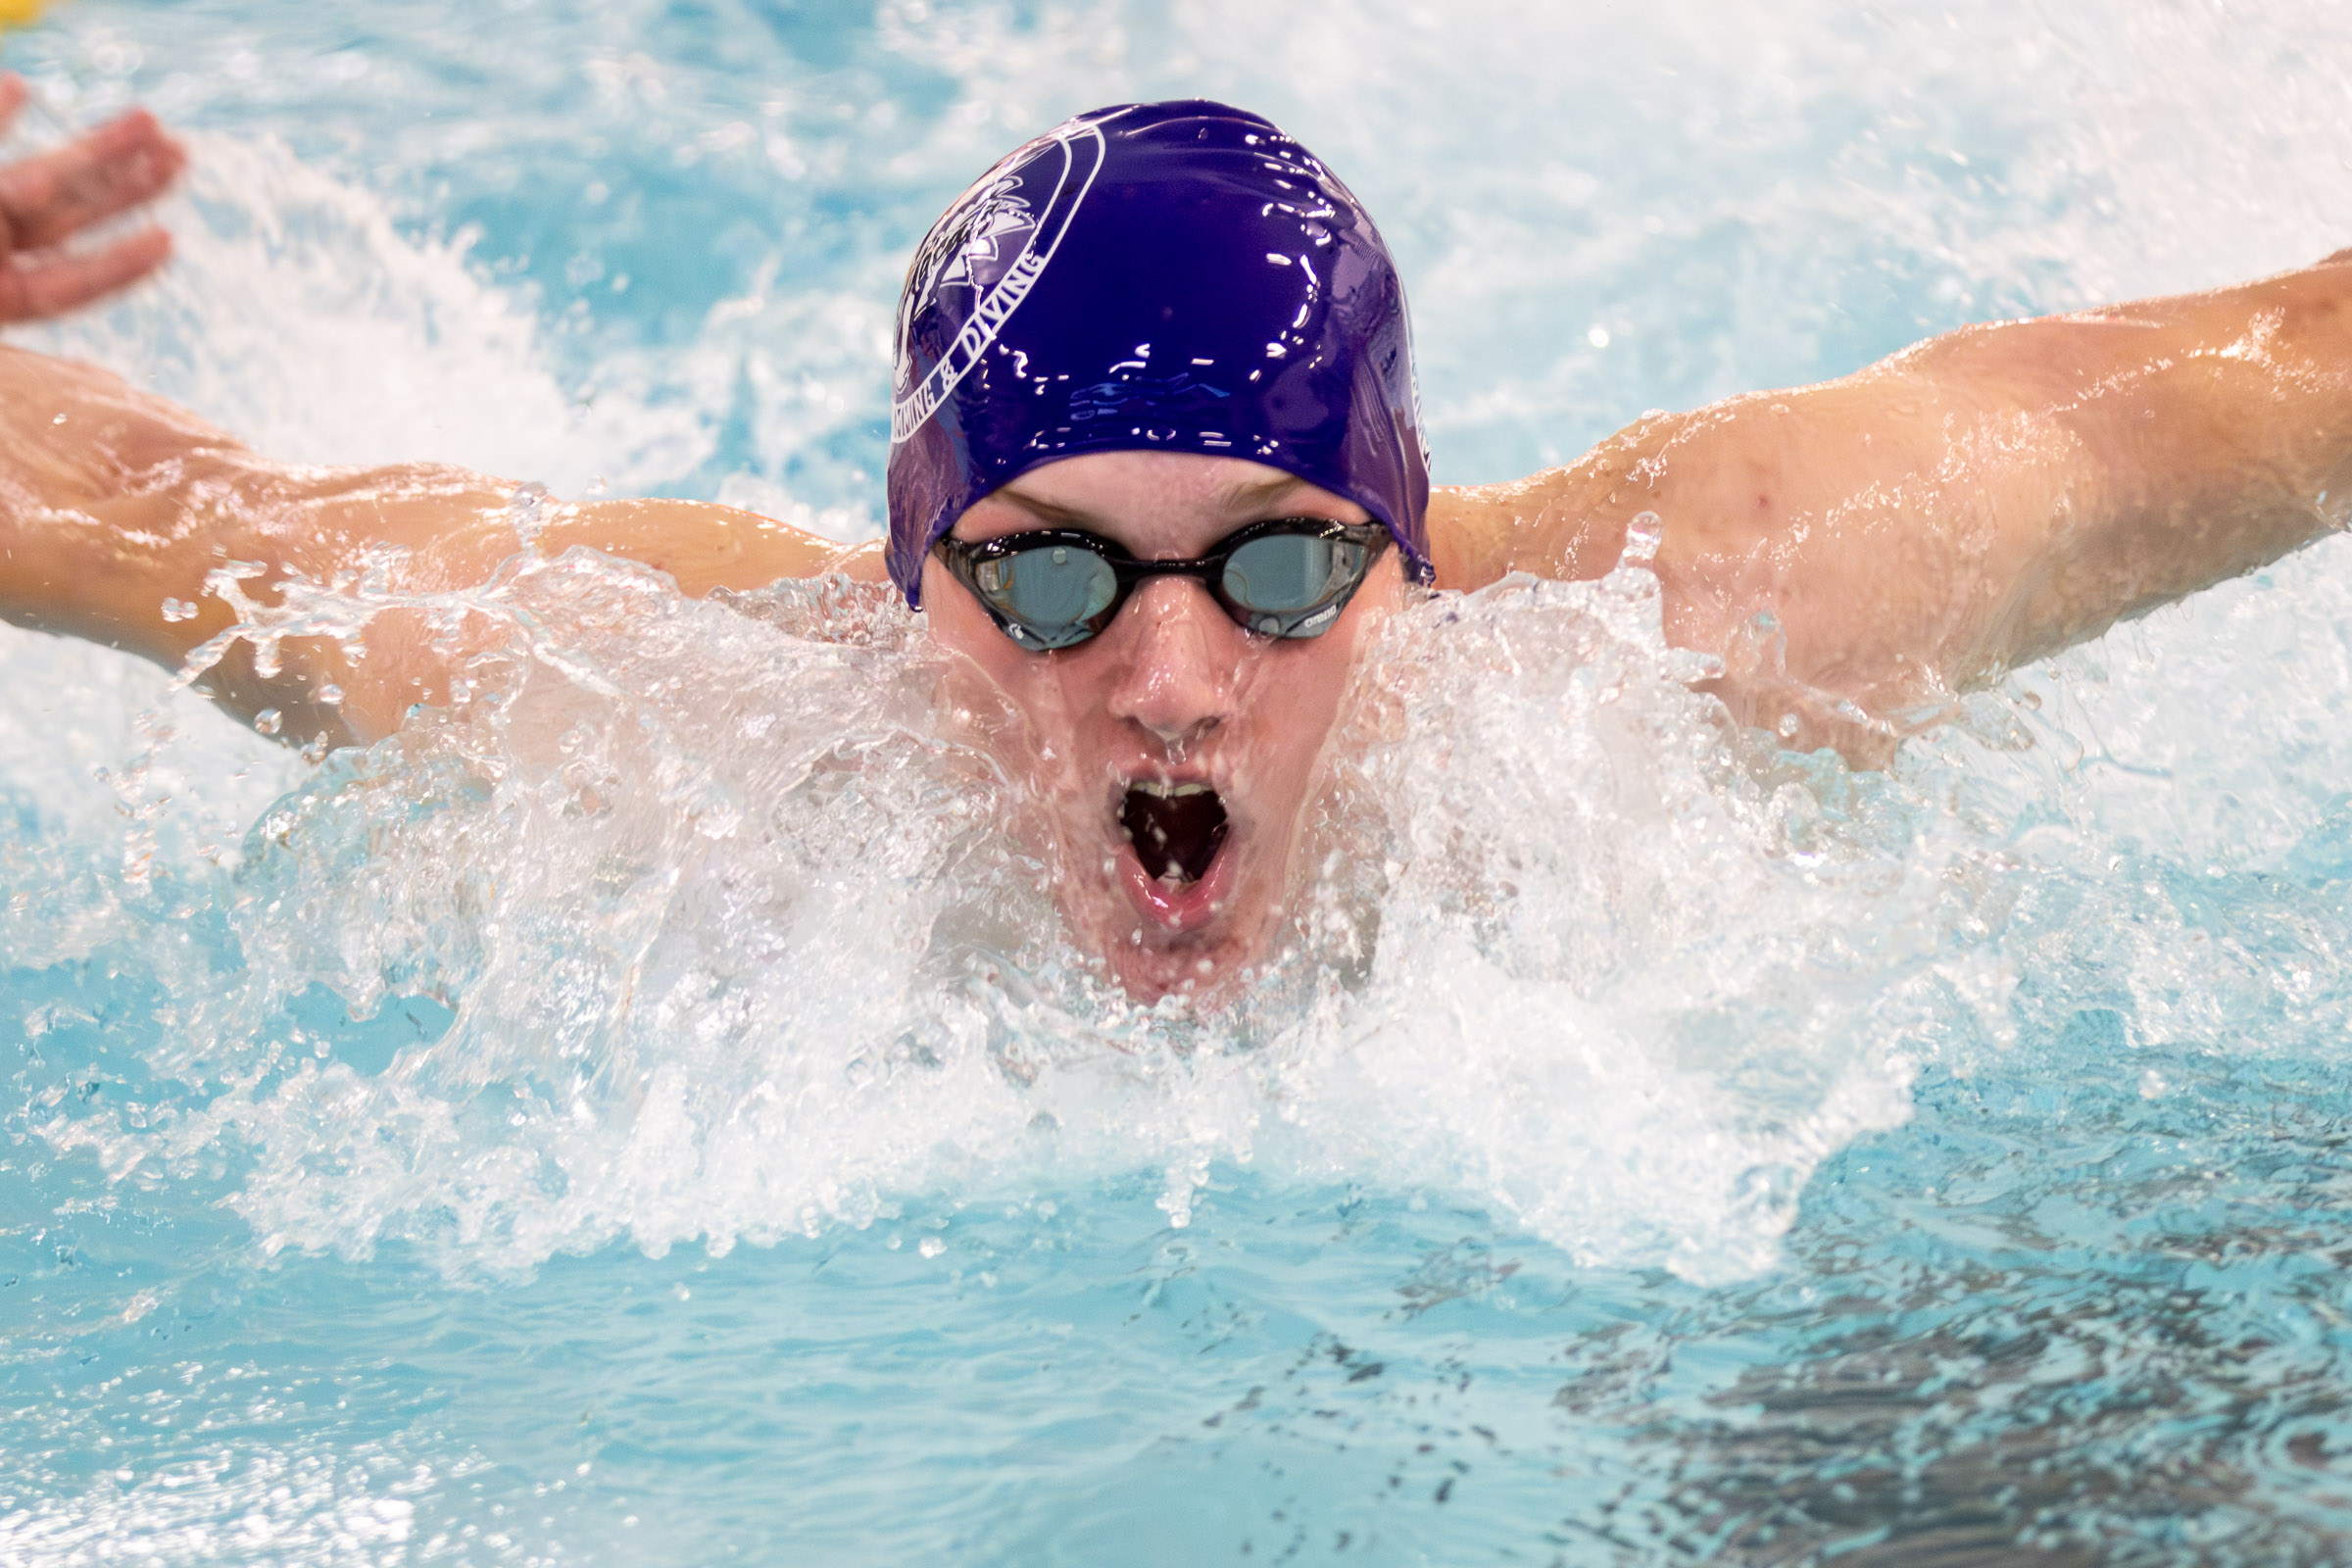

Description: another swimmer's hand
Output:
[0,74,184,324]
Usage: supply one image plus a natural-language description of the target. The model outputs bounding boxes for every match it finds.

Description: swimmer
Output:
[2,95,2349,1000]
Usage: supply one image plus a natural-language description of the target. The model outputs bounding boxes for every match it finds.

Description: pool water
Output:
[9,2,2352,1562]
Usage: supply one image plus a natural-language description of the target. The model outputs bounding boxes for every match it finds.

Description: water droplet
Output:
[508,482,550,547]
[1620,511,1663,565]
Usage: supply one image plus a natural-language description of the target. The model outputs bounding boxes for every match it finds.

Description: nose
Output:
[1102,574,1238,754]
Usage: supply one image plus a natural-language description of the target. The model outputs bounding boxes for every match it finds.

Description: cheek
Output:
[1271,564,1400,711]
[1231,569,1400,786]
[1229,647,1356,796]
[1240,652,1344,761]
[924,570,1102,785]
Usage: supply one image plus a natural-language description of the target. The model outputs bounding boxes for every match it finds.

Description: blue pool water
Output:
[10,2,2352,1562]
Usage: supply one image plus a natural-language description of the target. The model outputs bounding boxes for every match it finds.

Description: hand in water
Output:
[0,73,183,323]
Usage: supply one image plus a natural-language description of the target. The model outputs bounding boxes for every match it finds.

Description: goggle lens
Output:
[974,545,1119,649]
[1224,533,1370,636]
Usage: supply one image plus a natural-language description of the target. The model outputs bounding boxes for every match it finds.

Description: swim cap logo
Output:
[891,117,1109,447]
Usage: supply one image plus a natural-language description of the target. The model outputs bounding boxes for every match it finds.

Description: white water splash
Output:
[18,532,1977,1287]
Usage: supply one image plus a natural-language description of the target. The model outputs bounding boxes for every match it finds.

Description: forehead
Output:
[954,451,1369,554]
[950,451,1373,555]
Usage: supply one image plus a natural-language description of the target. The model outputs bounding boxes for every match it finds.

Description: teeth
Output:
[1129,780,1214,798]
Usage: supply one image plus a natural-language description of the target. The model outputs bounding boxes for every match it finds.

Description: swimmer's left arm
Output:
[1430,253,2352,760]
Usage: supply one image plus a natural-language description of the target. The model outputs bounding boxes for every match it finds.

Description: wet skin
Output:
[923,452,1404,1003]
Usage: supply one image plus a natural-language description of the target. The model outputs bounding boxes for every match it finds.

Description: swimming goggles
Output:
[932,516,1393,652]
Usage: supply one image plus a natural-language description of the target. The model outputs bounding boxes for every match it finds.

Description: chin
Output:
[1057,834,1286,1005]
[1097,921,1268,1005]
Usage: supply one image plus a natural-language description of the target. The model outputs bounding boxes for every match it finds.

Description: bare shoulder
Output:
[1419,370,2036,763]
[1422,387,1943,597]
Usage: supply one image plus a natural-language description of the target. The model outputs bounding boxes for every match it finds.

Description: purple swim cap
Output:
[885,99,1433,607]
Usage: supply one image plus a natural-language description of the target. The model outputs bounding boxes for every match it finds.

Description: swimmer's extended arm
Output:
[1431,254,2352,762]
[0,345,885,747]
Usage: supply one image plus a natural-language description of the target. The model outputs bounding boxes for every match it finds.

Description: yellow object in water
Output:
[0,0,45,28]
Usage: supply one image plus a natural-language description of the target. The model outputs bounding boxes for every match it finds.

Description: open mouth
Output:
[1120,781,1230,884]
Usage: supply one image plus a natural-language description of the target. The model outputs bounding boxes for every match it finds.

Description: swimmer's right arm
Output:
[1428,254,2352,763]
[0,345,885,748]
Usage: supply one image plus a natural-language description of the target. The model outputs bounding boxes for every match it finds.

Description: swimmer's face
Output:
[924,451,1404,1002]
